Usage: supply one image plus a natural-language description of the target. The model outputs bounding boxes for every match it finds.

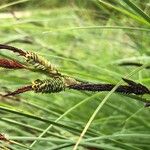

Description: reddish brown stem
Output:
[4,85,32,97]
[0,44,26,56]
[0,58,25,69]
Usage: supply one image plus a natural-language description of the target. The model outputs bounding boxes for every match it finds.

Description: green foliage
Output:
[0,0,150,150]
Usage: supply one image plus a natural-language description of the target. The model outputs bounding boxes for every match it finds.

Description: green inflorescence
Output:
[32,77,65,93]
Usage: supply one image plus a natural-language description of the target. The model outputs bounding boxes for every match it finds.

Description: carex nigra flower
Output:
[0,44,150,106]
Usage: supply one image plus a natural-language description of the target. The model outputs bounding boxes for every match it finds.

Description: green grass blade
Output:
[123,0,150,24]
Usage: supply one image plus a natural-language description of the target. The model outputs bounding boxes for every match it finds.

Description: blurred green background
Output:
[0,0,150,150]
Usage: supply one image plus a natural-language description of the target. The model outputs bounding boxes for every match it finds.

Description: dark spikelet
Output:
[69,83,114,92]
[69,81,150,95]
[69,83,132,94]
[122,78,137,86]
[0,58,25,69]
[4,85,32,97]
[122,78,150,95]
[0,44,26,56]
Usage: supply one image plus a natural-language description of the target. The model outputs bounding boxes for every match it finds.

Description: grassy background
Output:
[0,0,150,149]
